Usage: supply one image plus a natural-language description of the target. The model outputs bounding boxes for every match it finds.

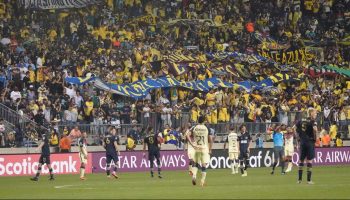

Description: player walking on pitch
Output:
[284,127,297,172]
[185,123,196,176]
[30,134,54,181]
[223,126,239,174]
[238,124,251,177]
[78,131,88,180]
[143,127,162,178]
[103,128,120,179]
[296,108,318,184]
[186,116,213,187]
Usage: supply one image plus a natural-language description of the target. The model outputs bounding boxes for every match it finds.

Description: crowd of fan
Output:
[0,0,350,148]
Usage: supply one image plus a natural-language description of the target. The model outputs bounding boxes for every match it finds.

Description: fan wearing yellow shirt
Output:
[190,106,199,123]
[206,90,216,107]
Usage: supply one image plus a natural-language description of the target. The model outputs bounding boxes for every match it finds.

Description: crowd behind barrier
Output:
[0,0,350,150]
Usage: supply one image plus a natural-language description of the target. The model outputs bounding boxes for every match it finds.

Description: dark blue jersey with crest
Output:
[104,135,118,155]
[238,132,251,152]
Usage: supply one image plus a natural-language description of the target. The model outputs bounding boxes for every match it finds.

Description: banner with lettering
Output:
[257,48,313,64]
[66,75,292,99]
[17,0,102,9]
[127,15,157,25]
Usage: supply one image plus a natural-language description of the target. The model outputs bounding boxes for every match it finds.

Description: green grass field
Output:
[1,166,350,199]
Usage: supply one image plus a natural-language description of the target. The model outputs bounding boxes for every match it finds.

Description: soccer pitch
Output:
[1,166,349,199]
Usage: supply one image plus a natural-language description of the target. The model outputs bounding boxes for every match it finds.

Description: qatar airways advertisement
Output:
[0,148,349,176]
[0,153,92,176]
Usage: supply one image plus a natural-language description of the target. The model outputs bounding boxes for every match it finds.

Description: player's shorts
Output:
[79,153,88,164]
[284,146,294,157]
[239,151,249,160]
[187,145,196,160]
[229,152,239,160]
[273,146,285,160]
[106,153,119,164]
[148,150,160,161]
[39,155,51,165]
[194,151,210,164]
[300,142,315,161]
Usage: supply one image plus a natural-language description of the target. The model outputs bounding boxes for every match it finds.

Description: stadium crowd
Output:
[0,0,350,148]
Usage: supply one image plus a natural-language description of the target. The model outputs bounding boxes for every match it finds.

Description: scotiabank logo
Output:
[0,154,91,176]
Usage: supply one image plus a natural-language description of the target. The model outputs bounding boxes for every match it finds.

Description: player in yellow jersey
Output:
[78,132,88,180]
[186,116,213,187]
[224,126,239,174]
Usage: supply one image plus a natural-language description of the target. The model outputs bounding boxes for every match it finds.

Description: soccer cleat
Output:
[281,172,286,175]
[270,170,274,175]
[80,177,86,181]
[242,171,247,177]
[307,181,315,185]
[297,180,302,184]
[112,173,119,179]
[285,169,291,173]
[30,177,38,181]
[158,174,163,179]
[192,177,197,186]
[49,176,55,181]
[107,175,111,178]
[231,171,236,175]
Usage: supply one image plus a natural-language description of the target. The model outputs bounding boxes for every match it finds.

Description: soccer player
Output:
[223,126,239,174]
[143,126,162,178]
[186,116,213,187]
[284,127,296,173]
[78,131,88,180]
[296,108,318,184]
[102,128,120,179]
[30,134,54,181]
[185,123,196,176]
[238,124,251,177]
[268,124,286,175]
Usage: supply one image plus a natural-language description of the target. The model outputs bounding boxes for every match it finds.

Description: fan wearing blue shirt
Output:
[268,124,286,175]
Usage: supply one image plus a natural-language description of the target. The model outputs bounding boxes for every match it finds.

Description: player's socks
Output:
[199,166,206,186]
[106,164,111,176]
[298,163,304,181]
[307,163,312,182]
[49,168,54,180]
[150,170,154,177]
[189,160,194,175]
[80,167,85,178]
[281,161,285,173]
[288,161,293,171]
[235,159,239,173]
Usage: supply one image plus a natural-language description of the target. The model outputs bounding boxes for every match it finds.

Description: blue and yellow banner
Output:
[65,74,297,99]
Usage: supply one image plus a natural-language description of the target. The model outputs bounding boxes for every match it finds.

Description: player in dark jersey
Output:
[295,108,318,184]
[30,134,54,181]
[143,127,162,178]
[102,127,120,179]
[238,124,251,177]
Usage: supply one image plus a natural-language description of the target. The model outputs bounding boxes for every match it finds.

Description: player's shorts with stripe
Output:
[284,146,294,157]
[194,151,210,164]
[187,145,196,160]
[39,155,51,165]
[229,152,239,160]
[106,153,119,164]
[79,152,88,164]
[148,150,160,161]
[300,142,315,161]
